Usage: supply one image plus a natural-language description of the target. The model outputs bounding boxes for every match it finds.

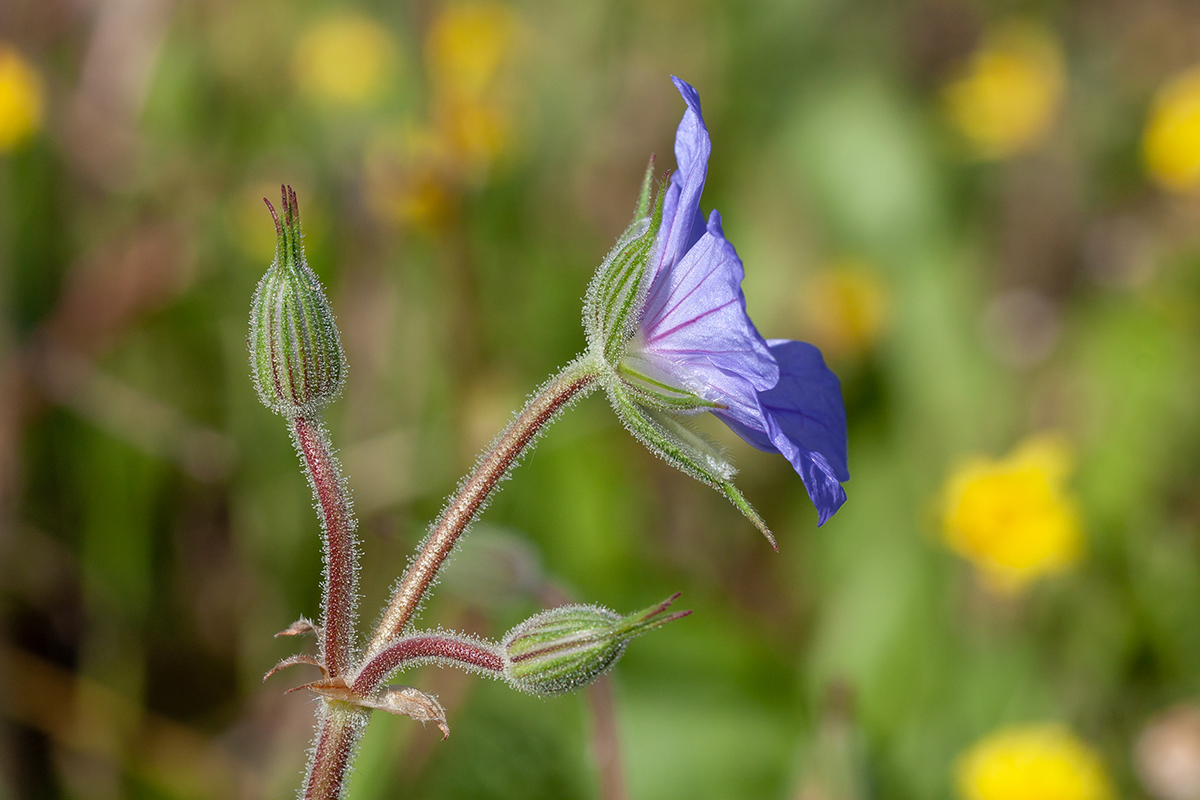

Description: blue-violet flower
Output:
[586,77,849,541]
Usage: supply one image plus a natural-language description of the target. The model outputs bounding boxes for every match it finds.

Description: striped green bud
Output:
[501,593,689,696]
[248,186,346,417]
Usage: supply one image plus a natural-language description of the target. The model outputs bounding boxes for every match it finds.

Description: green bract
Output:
[248,186,346,417]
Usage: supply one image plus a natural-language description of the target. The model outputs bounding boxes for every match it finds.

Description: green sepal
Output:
[633,156,655,220]
[607,384,776,548]
[616,362,728,412]
[583,174,666,367]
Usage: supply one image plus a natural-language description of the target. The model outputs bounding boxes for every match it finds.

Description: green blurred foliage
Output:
[1,0,1200,799]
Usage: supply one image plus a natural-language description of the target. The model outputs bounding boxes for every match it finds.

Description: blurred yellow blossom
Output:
[439,99,510,172]
[1143,67,1200,192]
[427,2,515,100]
[293,14,397,106]
[364,3,519,231]
[425,2,517,171]
[802,259,889,359]
[942,435,1081,592]
[0,45,43,153]
[942,21,1065,159]
[957,724,1112,800]
[363,126,455,233]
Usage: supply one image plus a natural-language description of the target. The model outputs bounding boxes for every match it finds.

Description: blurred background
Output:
[2,0,1200,798]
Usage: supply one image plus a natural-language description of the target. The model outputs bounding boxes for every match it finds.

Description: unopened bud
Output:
[248,186,346,416]
[501,593,689,696]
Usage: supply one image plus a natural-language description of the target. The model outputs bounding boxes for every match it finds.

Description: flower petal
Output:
[779,446,846,527]
[761,340,849,482]
[641,211,777,398]
[654,77,710,283]
[718,340,849,525]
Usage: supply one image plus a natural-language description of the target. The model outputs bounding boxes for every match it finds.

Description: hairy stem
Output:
[366,358,599,655]
[352,634,503,695]
[304,704,364,800]
[294,414,358,678]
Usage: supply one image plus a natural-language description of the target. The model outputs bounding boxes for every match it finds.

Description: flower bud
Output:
[248,186,346,417]
[501,593,689,696]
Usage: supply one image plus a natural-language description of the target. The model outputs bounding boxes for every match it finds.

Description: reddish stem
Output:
[351,634,503,695]
[294,414,357,678]
[367,359,598,655]
[303,705,362,800]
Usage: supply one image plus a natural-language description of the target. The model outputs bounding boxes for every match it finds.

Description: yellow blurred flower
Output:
[942,435,1081,592]
[363,126,455,233]
[957,724,1112,800]
[802,259,889,359]
[943,21,1065,159]
[1143,67,1200,193]
[361,3,521,230]
[439,97,510,171]
[293,14,397,106]
[426,2,515,101]
[425,2,516,171]
[0,45,44,153]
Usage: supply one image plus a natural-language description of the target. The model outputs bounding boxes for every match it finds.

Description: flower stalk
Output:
[292,414,358,678]
[365,356,600,656]
[352,634,504,695]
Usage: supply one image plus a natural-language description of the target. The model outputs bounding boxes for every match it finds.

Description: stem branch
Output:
[352,634,503,695]
[366,358,598,655]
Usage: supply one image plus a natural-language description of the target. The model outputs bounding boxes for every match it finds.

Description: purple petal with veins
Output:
[653,76,712,286]
[719,341,849,524]
[627,77,850,525]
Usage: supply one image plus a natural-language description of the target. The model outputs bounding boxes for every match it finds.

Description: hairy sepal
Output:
[615,359,728,413]
[583,175,666,366]
[607,383,776,547]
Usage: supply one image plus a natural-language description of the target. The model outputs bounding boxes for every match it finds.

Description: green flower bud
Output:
[501,593,689,696]
[248,186,346,417]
